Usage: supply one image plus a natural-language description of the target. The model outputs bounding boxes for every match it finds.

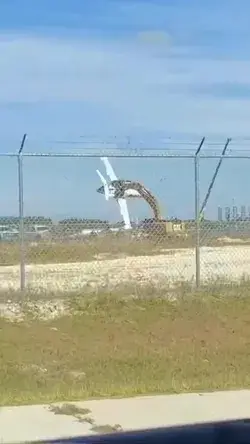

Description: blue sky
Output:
[1,0,250,221]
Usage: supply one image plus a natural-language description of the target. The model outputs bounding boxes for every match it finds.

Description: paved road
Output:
[1,390,250,442]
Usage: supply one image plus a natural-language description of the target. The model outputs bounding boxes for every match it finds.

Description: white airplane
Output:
[96,157,140,230]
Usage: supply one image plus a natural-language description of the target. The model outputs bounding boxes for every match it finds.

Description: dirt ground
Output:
[0,244,249,292]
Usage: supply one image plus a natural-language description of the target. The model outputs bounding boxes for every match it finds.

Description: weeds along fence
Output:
[1,138,250,293]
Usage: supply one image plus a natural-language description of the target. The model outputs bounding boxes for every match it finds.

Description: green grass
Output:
[0,235,194,266]
[0,230,250,266]
[1,281,250,406]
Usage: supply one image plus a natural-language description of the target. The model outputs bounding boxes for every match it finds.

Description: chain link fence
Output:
[198,156,250,286]
[0,145,250,295]
[18,155,195,293]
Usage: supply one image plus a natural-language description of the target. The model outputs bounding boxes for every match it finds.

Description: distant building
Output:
[225,207,230,221]
[241,205,246,221]
[232,206,238,221]
[217,206,223,222]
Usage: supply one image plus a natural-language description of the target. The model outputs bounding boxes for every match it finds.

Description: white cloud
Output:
[0,33,250,136]
[137,30,173,46]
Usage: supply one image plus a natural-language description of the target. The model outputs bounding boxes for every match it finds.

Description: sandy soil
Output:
[0,245,249,292]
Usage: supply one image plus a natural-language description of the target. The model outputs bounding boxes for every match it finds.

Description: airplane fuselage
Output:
[97,180,141,199]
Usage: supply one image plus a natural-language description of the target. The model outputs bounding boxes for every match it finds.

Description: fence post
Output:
[199,138,231,217]
[194,137,205,288]
[18,134,27,292]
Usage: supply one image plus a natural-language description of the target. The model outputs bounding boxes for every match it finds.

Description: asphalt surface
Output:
[1,390,250,443]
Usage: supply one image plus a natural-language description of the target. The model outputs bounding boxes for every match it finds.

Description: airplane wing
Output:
[101,157,118,181]
[117,198,132,230]
[96,169,109,200]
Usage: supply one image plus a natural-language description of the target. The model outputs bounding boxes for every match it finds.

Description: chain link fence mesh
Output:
[1,151,250,295]
[0,157,19,277]
[0,156,194,294]
[199,157,250,286]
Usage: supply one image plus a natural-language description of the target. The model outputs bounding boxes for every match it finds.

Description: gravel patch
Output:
[0,245,249,293]
[0,299,69,322]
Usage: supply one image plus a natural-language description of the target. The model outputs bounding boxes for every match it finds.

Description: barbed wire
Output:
[2,135,250,157]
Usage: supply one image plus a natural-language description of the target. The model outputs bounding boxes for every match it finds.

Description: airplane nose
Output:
[97,186,104,194]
